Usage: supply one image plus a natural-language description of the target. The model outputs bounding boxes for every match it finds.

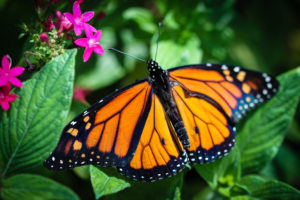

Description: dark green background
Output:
[0,0,300,199]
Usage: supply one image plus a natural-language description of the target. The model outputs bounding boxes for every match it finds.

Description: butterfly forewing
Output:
[169,64,279,123]
[44,80,152,169]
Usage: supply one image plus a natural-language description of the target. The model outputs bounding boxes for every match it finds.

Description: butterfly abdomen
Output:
[174,121,190,147]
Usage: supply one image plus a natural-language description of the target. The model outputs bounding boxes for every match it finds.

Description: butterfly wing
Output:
[44,80,153,169]
[169,64,279,123]
[172,85,235,163]
[117,93,189,182]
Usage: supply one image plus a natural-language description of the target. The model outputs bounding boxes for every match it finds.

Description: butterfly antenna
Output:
[154,22,162,61]
[108,48,147,63]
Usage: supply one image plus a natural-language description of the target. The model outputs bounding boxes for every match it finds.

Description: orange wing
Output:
[169,64,279,122]
[117,93,188,182]
[172,85,235,163]
[44,80,152,169]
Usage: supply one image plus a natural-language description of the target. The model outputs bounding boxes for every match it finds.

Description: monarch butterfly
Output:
[44,58,279,182]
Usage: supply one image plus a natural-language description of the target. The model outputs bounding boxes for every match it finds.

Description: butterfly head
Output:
[147,59,166,81]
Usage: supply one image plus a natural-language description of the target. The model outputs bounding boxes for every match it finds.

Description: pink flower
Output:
[54,11,73,35]
[41,14,54,31]
[64,1,96,36]
[0,55,24,88]
[0,84,18,110]
[74,29,104,62]
[40,32,50,45]
[73,86,91,105]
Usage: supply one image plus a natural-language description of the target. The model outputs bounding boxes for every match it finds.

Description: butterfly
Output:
[44,60,279,182]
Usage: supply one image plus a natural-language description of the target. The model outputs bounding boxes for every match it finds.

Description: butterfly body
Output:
[147,60,190,148]
[45,61,279,182]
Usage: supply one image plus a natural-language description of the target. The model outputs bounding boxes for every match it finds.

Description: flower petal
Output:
[64,12,74,23]
[93,45,104,55]
[74,24,83,36]
[0,78,8,87]
[1,55,11,70]
[55,10,63,19]
[94,30,102,41]
[83,48,93,62]
[74,38,88,47]
[1,101,10,110]
[73,1,81,17]
[82,11,94,22]
[9,77,23,88]
[10,67,25,76]
[84,24,96,38]
[7,93,18,102]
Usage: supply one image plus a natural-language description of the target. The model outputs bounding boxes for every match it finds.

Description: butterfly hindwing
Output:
[117,93,189,181]
[44,80,152,169]
[169,64,279,123]
[172,85,235,164]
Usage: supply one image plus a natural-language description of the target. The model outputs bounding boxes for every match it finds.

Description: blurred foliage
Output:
[0,0,300,200]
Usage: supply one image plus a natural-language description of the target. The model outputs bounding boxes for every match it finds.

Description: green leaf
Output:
[230,196,260,200]
[228,183,251,197]
[238,175,300,200]
[90,165,130,199]
[123,7,156,33]
[150,35,203,69]
[195,146,240,189]
[274,145,300,183]
[106,173,184,200]
[237,67,300,174]
[1,173,79,200]
[73,165,90,180]
[0,49,77,177]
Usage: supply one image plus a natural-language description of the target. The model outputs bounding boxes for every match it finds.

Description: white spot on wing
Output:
[221,65,228,70]
[263,89,268,95]
[267,83,272,88]
[233,66,240,72]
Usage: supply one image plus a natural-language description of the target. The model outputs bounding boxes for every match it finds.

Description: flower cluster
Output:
[65,1,104,62]
[0,55,24,110]
[40,1,104,62]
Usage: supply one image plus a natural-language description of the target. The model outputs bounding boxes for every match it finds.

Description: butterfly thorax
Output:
[147,60,172,103]
[147,60,170,90]
[147,60,190,148]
